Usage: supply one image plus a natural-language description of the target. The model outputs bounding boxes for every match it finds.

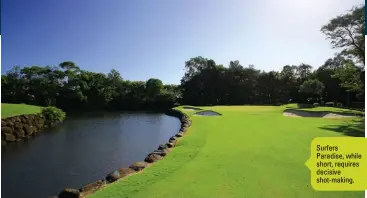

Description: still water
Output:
[1,112,181,198]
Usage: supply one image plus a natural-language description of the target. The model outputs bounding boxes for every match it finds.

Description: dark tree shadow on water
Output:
[319,118,365,137]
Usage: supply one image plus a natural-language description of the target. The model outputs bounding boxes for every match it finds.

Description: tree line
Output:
[1,5,365,111]
[180,55,364,108]
[1,63,181,111]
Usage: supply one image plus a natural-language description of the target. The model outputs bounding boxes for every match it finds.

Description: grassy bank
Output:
[1,103,43,118]
[90,105,364,198]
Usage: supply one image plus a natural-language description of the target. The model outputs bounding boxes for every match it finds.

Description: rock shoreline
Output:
[1,113,55,146]
[56,108,192,198]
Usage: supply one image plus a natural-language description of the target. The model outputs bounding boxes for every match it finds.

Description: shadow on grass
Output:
[319,118,365,137]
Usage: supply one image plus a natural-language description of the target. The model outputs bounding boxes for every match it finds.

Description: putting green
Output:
[90,106,364,198]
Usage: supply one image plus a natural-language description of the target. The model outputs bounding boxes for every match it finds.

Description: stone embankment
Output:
[1,114,53,146]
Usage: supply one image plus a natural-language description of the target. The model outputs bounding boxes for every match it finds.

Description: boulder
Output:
[106,170,121,183]
[26,119,33,126]
[20,117,27,124]
[158,144,168,150]
[106,168,135,183]
[36,123,43,129]
[58,188,80,198]
[169,139,177,144]
[23,125,34,135]
[1,127,13,134]
[1,120,6,126]
[175,132,184,137]
[151,149,169,157]
[14,117,21,122]
[32,119,38,126]
[14,123,23,130]
[36,118,44,125]
[144,153,163,163]
[169,136,177,141]
[117,167,136,177]
[129,162,148,171]
[180,127,187,133]
[80,180,105,193]
[14,129,25,138]
[154,148,169,153]
[166,142,174,148]
[5,121,14,128]
[4,133,16,142]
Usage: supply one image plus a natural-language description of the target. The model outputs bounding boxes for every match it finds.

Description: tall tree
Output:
[146,78,164,100]
[299,79,325,103]
[321,5,365,65]
[333,62,363,92]
[296,63,313,81]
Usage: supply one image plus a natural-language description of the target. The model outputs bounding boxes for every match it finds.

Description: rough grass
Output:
[90,105,364,198]
[1,103,42,118]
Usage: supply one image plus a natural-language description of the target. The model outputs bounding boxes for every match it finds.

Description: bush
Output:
[41,106,66,124]
[350,102,364,110]
[325,102,334,107]
[313,103,319,107]
[336,102,343,107]
[297,103,315,108]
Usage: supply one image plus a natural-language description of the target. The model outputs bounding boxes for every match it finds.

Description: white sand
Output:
[283,109,360,118]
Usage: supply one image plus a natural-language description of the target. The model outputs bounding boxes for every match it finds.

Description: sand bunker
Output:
[182,106,203,111]
[194,110,222,116]
[283,109,362,118]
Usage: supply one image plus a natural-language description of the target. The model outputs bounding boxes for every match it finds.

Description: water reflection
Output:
[1,112,180,198]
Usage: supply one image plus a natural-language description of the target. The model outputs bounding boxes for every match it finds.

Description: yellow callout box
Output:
[305,137,367,191]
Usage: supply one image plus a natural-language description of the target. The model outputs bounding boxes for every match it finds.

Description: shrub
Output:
[41,106,66,124]
[337,102,343,107]
[325,102,334,107]
[350,102,364,110]
[313,103,319,107]
[297,103,314,108]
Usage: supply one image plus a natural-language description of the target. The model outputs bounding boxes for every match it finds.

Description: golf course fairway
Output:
[90,106,364,198]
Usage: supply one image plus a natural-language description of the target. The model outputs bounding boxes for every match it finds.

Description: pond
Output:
[1,112,181,198]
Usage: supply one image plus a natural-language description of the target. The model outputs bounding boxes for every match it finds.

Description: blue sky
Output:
[1,0,364,84]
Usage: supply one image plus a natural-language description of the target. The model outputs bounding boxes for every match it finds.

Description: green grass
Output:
[90,105,364,198]
[1,103,43,118]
